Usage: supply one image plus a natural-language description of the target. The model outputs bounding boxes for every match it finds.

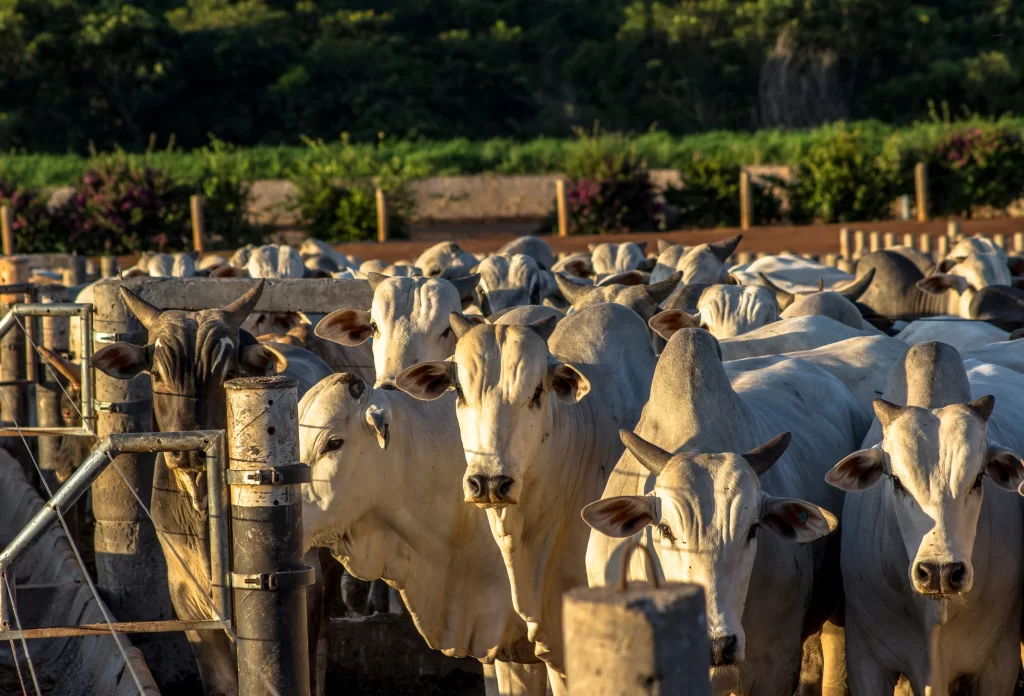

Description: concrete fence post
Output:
[0,258,29,432]
[1015,233,1024,255]
[824,253,839,267]
[225,376,312,696]
[838,228,852,259]
[994,233,1007,251]
[90,280,188,684]
[919,233,933,257]
[868,231,881,253]
[946,220,960,240]
[100,256,118,279]
[36,284,69,491]
[902,233,914,248]
[853,230,866,258]
[882,232,896,249]
[564,544,711,695]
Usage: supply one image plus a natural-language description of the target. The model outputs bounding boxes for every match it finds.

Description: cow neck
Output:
[909,284,969,319]
[366,395,523,659]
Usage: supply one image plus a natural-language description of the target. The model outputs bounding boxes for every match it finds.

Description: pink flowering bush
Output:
[928,128,1024,217]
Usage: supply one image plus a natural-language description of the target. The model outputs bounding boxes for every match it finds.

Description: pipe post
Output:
[36,284,69,492]
[225,376,311,696]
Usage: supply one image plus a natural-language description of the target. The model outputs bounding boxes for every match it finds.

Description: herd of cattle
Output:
[27,231,1024,695]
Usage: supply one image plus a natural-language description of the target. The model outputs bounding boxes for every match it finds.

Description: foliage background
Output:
[2,0,1023,157]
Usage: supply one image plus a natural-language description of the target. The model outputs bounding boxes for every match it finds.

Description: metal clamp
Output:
[94,330,147,345]
[94,399,153,414]
[226,464,311,487]
[230,566,315,591]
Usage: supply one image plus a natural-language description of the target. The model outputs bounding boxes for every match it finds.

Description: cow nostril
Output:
[710,635,738,667]
[950,565,966,585]
[915,563,932,582]
[495,476,514,499]
[467,475,486,497]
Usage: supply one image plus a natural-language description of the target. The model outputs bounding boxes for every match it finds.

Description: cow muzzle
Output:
[709,634,741,667]
[464,474,517,508]
[912,560,971,595]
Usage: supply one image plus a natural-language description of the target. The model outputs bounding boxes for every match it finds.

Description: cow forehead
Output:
[148,310,238,374]
[299,374,366,429]
[884,405,988,494]
[699,286,773,314]
[455,326,548,392]
[658,454,761,533]
[373,277,459,326]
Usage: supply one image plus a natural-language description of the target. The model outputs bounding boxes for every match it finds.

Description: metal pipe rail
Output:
[0,430,231,634]
[0,301,94,436]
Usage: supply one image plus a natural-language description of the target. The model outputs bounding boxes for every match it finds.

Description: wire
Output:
[3,574,41,696]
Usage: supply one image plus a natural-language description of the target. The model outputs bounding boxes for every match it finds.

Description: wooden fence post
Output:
[898,195,911,221]
[838,228,852,259]
[868,231,881,253]
[0,206,13,256]
[563,545,711,696]
[739,170,753,231]
[1015,233,1024,254]
[824,253,839,267]
[994,233,1007,251]
[556,179,569,237]
[190,195,206,253]
[853,230,866,257]
[919,233,933,256]
[914,162,929,222]
[375,188,388,243]
[100,256,118,278]
[903,233,914,248]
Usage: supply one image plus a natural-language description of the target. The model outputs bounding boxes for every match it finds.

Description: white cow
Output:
[551,252,594,280]
[473,254,543,314]
[316,273,479,387]
[650,314,870,361]
[691,285,780,338]
[245,244,306,279]
[126,252,198,278]
[298,374,546,695]
[299,238,358,271]
[554,272,681,323]
[729,254,855,293]
[583,328,865,696]
[396,304,658,688]
[963,338,1024,374]
[895,317,1008,353]
[825,342,1024,694]
[415,241,479,279]
[934,236,1013,290]
[588,242,649,275]
[650,236,741,284]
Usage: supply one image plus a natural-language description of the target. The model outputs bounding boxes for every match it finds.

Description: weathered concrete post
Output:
[994,233,1007,251]
[100,256,118,278]
[1015,233,1024,254]
[36,284,69,488]
[225,376,312,696]
[0,257,29,430]
[903,233,915,248]
[563,545,712,695]
[90,280,188,683]
[838,227,852,259]
[937,234,950,259]
[868,231,881,253]
[852,230,866,258]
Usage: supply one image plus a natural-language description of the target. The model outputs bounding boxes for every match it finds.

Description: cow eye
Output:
[322,437,344,454]
[747,523,759,542]
[529,384,543,408]
[151,371,163,384]
[891,475,905,495]
[972,472,984,492]
[658,524,675,543]
[370,321,379,337]
[441,327,452,339]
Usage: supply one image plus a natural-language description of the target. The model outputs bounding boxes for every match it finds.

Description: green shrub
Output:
[786,123,905,224]
[194,137,266,249]
[286,134,419,243]
[60,153,194,255]
[925,128,1024,218]
[664,160,783,229]
[0,180,67,253]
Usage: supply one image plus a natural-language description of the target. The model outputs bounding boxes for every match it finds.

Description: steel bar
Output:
[0,619,225,641]
[0,426,93,437]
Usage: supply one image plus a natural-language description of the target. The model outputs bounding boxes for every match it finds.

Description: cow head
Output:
[473,254,542,314]
[92,281,276,511]
[937,237,1013,291]
[583,430,835,671]
[297,372,393,577]
[690,285,779,338]
[827,396,1024,596]
[415,241,478,279]
[653,236,741,285]
[396,315,589,508]
[316,274,479,388]
[555,272,681,323]
[588,242,648,275]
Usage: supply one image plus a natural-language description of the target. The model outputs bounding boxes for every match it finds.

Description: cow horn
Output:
[872,399,905,428]
[449,273,481,303]
[449,312,479,340]
[833,268,875,302]
[119,286,162,330]
[818,277,824,292]
[708,234,742,262]
[222,280,266,329]
[620,430,671,477]
[742,432,792,476]
[756,273,794,310]
[366,272,389,292]
[38,346,81,388]
[645,272,683,304]
[528,315,558,342]
[554,273,595,306]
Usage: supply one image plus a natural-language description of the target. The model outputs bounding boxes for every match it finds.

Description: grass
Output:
[5,116,1024,188]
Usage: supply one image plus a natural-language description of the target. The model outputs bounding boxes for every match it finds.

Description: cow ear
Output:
[760,495,838,544]
[825,448,886,491]
[546,360,590,403]
[239,344,286,375]
[742,432,792,476]
[93,342,151,380]
[396,361,457,401]
[757,273,795,310]
[449,274,481,309]
[916,274,969,295]
[316,309,373,346]
[449,312,484,339]
[365,399,393,451]
[529,315,559,343]
[581,496,659,538]
[980,445,1024,492]
[933,258,958,274]
[648,309,699,341]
